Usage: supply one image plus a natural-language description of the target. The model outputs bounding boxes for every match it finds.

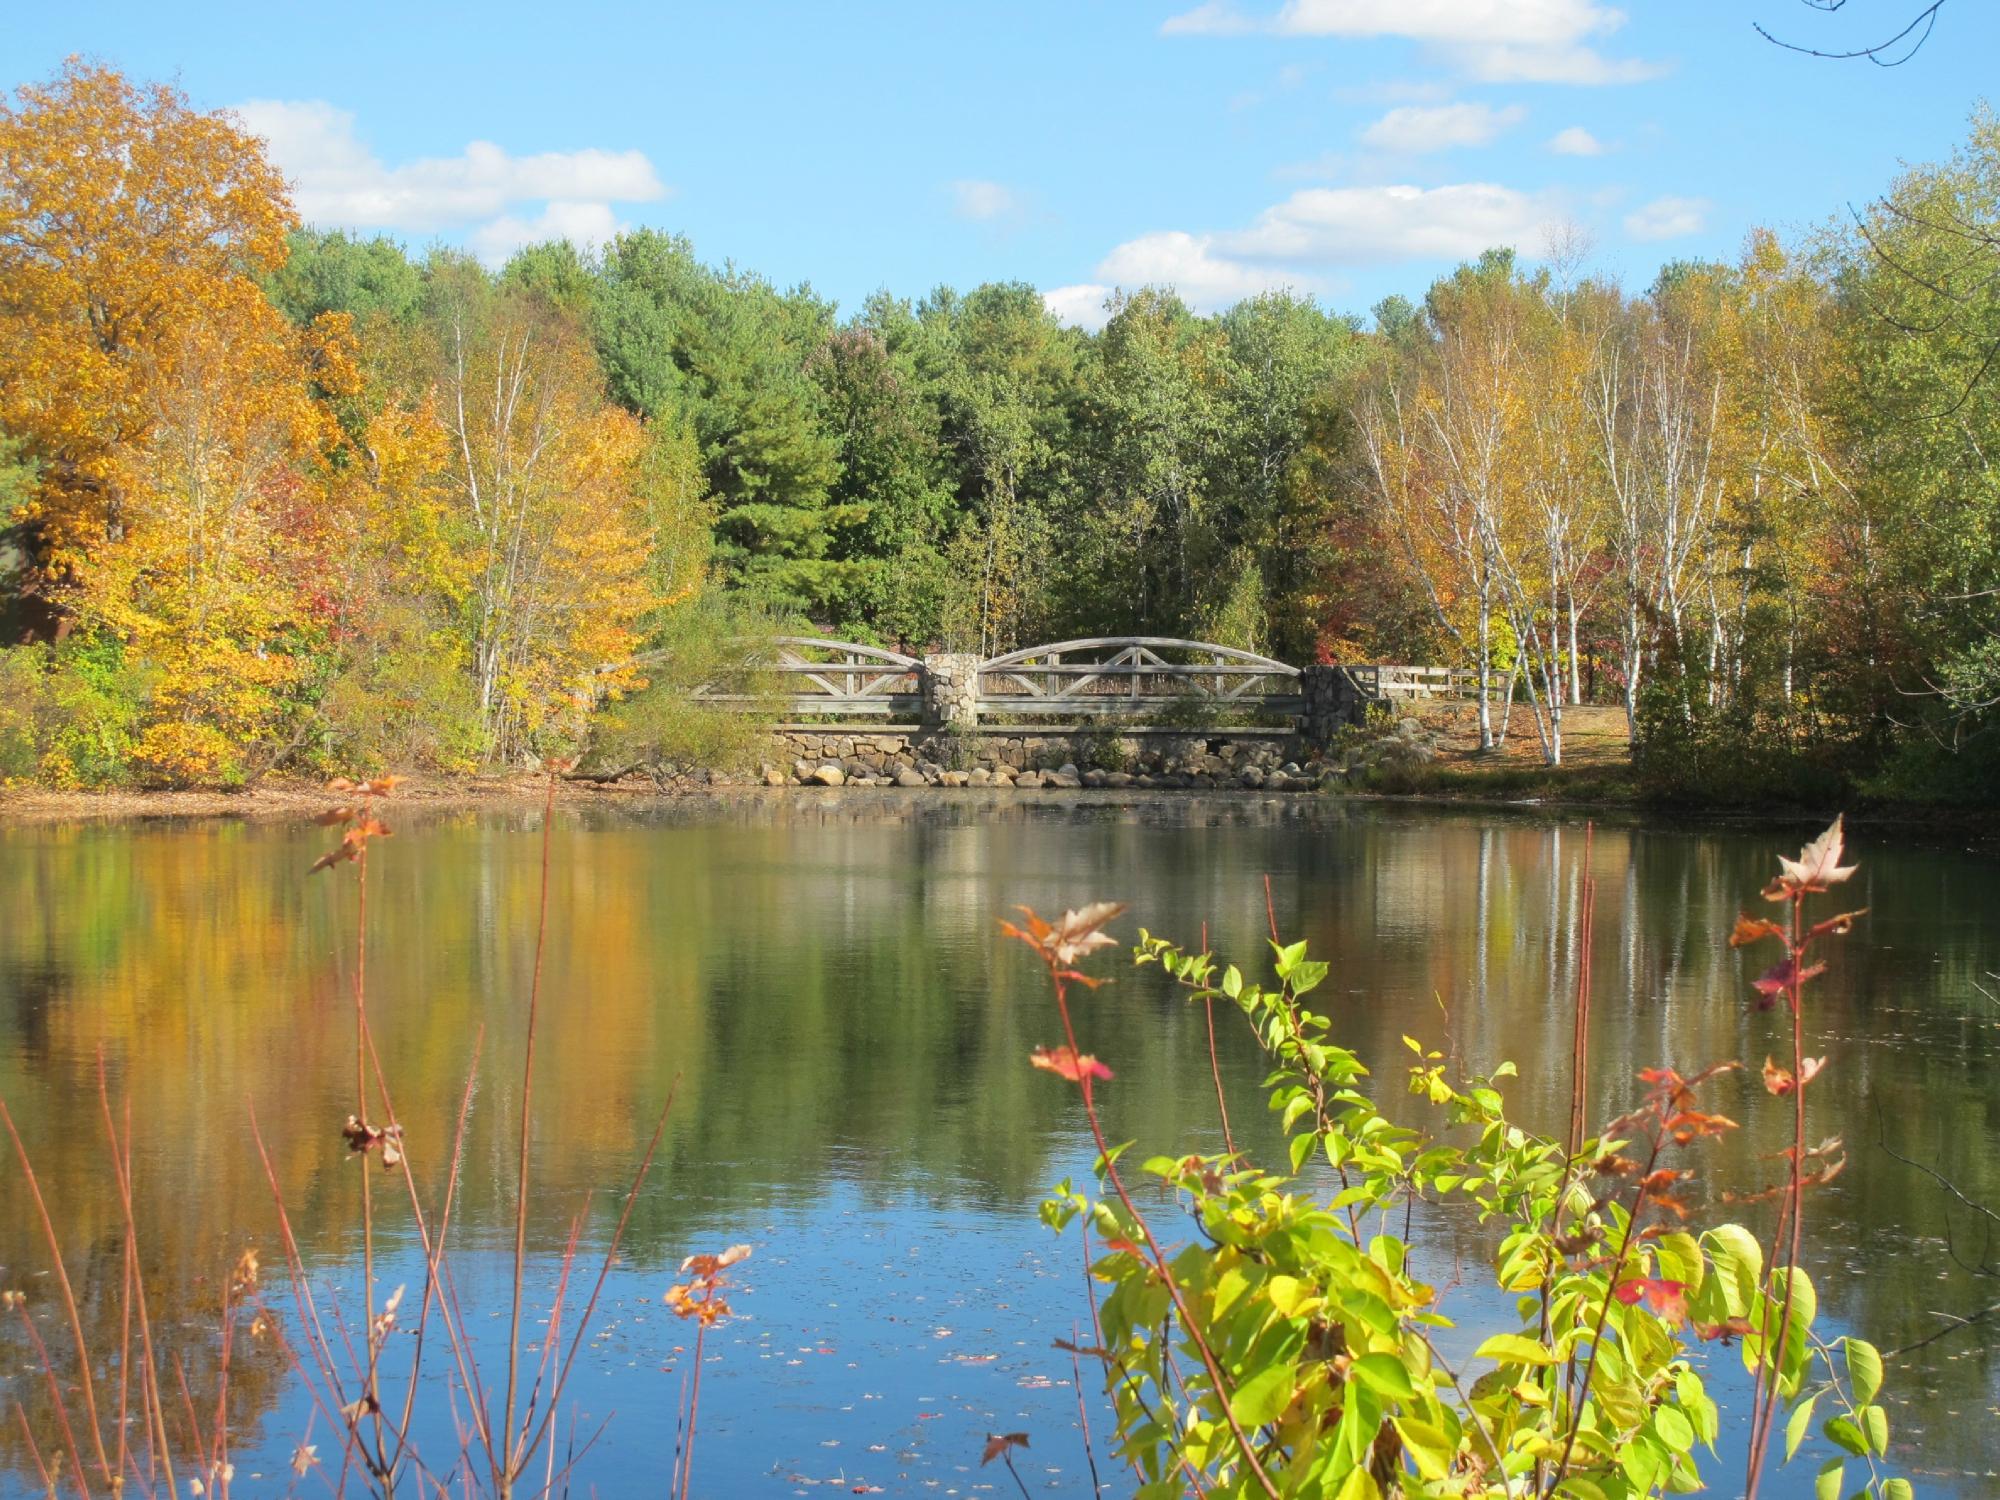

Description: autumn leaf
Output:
[1807,908,1868,941]
[1029,1046,1113,1084]
[1002,902,1127,968]
[1751,954,1825,1006]
[1612,1277,1690,1327]
[313,806,355,826]
[1730,913,1785,947]
[1764,815,1859,900]
[980,1433,1030,1466]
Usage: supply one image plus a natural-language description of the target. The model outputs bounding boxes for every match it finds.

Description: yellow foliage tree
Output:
[363,274,660,764]
[0,62,353,784]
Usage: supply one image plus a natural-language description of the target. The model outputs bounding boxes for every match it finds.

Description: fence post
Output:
[922,653,981,735]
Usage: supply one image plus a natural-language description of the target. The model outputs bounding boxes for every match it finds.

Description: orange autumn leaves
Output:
[1004,902,1126,1088]
[0,64,679,784]
[0,63,355,783]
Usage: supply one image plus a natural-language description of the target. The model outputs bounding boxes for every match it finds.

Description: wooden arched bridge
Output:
[684,636,1465,731]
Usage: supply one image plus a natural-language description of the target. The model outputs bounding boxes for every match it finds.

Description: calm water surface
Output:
[1,796,1996,1497]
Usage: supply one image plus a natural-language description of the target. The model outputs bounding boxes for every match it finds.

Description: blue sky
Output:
[12,1,1997,326]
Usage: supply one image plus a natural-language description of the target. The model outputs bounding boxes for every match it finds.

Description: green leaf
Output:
[1706,1223,1764,1314]
[1390,1416,1455,1481]
[1229,1363,1296,1428]
[1267,1274,1318,1319]
[1351,1352,1415,1401]
[1333,1470,1382,1500]
[1883,1479,1914,1500]
[1815,1458,1844,1500]
[1786,1392,1820,1461]
[1823,1415,1867,1457]
[1846,1338,1884,1408]
[1653,1404,1695,1454]
[1474,1332,1558,1367]
[1862,1403,1888,1456]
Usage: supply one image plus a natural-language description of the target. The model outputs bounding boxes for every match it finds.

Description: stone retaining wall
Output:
[753,728,1331,790]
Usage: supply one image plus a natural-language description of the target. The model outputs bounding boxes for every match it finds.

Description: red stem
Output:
[1048,963,1282,1499]
[500,770,558,1493]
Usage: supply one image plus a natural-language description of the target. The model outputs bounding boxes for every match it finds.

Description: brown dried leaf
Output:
[1730,913,1785,948]
[981,1432,1030,1466]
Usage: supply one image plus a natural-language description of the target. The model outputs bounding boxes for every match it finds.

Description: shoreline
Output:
[1,773,1991,843]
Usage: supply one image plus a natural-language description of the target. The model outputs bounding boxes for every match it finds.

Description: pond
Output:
[1,795,1996,1497]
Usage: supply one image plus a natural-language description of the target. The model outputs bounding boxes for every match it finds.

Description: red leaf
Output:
[1751,955,1825,1006]
[1612,1277,1689,1327]
[1030,1046,1113,1083]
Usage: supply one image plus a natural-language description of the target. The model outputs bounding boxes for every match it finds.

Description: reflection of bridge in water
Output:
[691,635,1465,735]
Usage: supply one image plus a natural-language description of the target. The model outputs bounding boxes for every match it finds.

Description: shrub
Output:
[1010,821,1906,1499]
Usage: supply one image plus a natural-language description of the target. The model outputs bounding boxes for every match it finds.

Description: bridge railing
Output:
[975,638,1303,719]
[691,637,924,719]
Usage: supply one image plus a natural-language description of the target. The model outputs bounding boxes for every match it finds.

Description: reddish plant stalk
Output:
[1196,919,1237,1158]
[97,1060,176,1498]
[1547,1117,1668,1494]
[1044,963,1281,1500]
[0,1100,116,1492]
[499,769,559,1496]
[1742,890,1810,1500]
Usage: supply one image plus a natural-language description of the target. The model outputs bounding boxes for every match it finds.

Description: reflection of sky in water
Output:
[1,798,1996,1496]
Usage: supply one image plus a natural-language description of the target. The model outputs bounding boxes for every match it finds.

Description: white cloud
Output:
[1360,102,1526,153]
[1046,180,1554,326]
[1042,284,1117,329]
[469,200,624,265]
[1623,195,1709,241]
[1220,183,1552,263]
[232,99,668,263]
[1160,1,1257,36]
[1161,0,1664,85]
[1043,230,1315,327]
[950,178,1021,222]
[1547,125,1608,156]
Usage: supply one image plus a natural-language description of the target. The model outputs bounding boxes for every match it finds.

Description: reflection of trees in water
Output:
[0,802,1995,1486]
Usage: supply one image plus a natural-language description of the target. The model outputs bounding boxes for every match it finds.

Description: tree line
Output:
[1,61,1996,802]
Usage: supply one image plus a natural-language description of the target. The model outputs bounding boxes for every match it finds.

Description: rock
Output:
[762,768,787,787]
[895,769,926,788]
[1396,717,1422,738]
[809,764,845,786]
[1047,771,1081,789]
[996,763,1020,780]
[1057,762,1080,779]
[1281,762,1302,777]
[1239,767,1266,789]
[1105,771,1134,788]
[968,767,991,786]
[792,759,816,782]
[874,735,904,754]
[1081,768,1108,788]
[940,770,969,787]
